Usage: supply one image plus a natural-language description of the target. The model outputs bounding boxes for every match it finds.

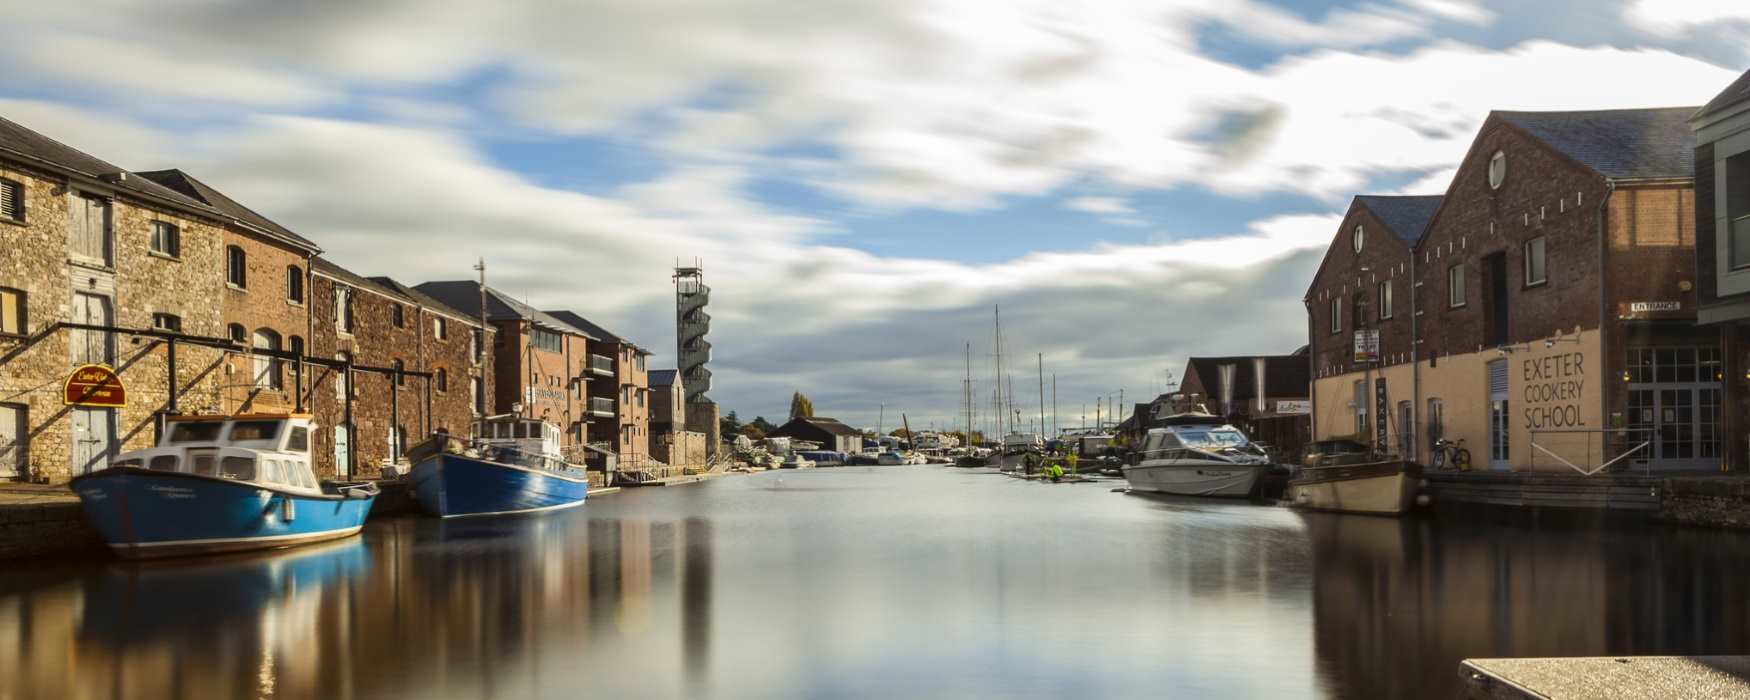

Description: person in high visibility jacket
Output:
[1065,452,1078,474]
[1047,462,1064,482]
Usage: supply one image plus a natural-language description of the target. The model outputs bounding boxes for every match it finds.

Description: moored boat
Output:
[69,414,378,559]
[992,432,1043,473]
[1121,413,1272,497]
[407,415,589,518]
[1285,439,1415,515]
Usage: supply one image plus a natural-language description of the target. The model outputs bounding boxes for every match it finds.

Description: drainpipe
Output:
[300,252,314,413]
[1305,298,1316,443]
[1410,247,1420,464]
[1598,179,1616,460]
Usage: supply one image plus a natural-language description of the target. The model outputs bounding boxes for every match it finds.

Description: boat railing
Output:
[425,433,583,474]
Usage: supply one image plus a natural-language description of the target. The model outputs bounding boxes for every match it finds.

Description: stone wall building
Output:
[0,117,232,482]
[1307,107,1702,473]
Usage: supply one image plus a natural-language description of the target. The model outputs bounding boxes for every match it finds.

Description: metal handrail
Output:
[1528,427,1653,476]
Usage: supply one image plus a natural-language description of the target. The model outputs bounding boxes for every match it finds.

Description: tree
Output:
[788,392,815,421]
[750,416,777,434]
[720,410,742,438]
[739,423,766,440]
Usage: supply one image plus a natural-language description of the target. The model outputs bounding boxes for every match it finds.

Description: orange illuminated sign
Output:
[63,364,127,408]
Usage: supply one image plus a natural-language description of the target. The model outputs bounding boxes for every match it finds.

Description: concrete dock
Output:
[1461,656,1750,699]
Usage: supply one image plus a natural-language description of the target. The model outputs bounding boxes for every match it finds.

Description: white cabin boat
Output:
[1122,413,1272,497]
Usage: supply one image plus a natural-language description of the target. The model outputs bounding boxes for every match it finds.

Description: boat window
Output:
[286,427,310,453]
[295,464,317,489]
[170,421,225,443]
[191,453,219,476]
[220,456,257,481]
[149,455,179,471]
[229,420,282,443]
[112,458,142,469]
[1177,428,1249,449]
[264,459,285,484]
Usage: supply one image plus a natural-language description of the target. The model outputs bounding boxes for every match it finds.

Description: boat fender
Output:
[282,497,296,522]
[1415,493,1432,507]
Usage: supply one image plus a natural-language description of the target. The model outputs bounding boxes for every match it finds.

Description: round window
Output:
[1352,225,1364,253]
[1488,150,1506,190]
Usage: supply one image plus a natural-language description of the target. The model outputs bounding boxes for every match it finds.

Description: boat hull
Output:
[409,453,588,518]
[1122,462,1264,497]
[69,469,373,559]
[1286,461,1413,516]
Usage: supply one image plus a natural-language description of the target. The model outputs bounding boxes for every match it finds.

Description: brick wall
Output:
[220,228,313,414]
[0,159,230,482]
[1307,202,1417,379]
[1698,143,1720,302]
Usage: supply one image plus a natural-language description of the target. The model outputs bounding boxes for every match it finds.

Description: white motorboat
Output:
[1121,413,1271,497]
[992,432,1043,472]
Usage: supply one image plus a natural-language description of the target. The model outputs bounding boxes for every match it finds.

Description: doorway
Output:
[1626,347,1723,471]
[1483,251,1509,347]
[1488,359,1510,470]
[70,407,115,475]
[0,403,24,479]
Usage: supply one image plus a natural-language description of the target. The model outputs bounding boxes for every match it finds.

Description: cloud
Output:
[1063,196,1134,215]
[1402,0,1494,26]
[1625,0,1750,36]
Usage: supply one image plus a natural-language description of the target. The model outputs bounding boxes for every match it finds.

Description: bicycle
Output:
[1430,437,1470,471]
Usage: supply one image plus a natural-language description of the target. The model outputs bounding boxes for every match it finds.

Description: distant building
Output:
[1175,351,1312,456]
[767,417,864,454]
[648,369,684,435]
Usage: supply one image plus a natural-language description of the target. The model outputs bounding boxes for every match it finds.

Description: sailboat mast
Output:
[964,342,973,446]
[1037,353,1045,439]
[993,305,1003,436]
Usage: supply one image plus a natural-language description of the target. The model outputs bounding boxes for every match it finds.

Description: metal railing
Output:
[588,396,615,415]
[588,354,614,375]
[1529,427,1652,476]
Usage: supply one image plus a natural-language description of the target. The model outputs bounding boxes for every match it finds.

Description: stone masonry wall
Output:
[0,157,230,482]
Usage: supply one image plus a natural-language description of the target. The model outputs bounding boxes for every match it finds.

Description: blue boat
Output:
[407,415,589,518]
[69,414,378,559]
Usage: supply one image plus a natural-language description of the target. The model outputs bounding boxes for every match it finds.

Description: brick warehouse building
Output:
[1309,106,1704,473]
[0,118,235,481]
[546,310,652,467]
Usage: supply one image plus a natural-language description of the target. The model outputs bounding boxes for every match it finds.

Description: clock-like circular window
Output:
[1488,150,1506,190]
[1352,225,1364,253]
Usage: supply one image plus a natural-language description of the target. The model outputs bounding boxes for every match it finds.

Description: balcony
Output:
[588,396,615,418]
[588,354,614,377]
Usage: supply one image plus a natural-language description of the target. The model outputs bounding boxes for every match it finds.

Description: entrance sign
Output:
[1629,301,1680,313]
[1353,330,1380,363]
[64,364,126,408]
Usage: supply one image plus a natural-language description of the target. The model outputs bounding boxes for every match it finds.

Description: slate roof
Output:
[649,369,679,387]
[1495,107,1699,180]
[414,281,594,338]
[772,417,863,438]
[0,116,219,215]
[367,276,481,324]
[1183,354,1310,401]
[544,310,645,352]
[135,169,320,252]
[1355,195,1442,245]
[314,259,412,302]
[1695,69,1750,122]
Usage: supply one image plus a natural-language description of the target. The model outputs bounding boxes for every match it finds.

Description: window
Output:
[226,245,247,289]
[1729,152,1750,270]
[471,376,484,415]
[228,323,246,343]
[252,329,282,390]
[1377,281,1393,320]
[531,326,562,353]
[1353,380,1367,436]
[171,421,224,442]
[151,313,182,333]
[0,178,22,222]
[1426,398,1444,449]
[392,358,405,387]
[150,221,179,257]
[0,287,25,337]
[1328,297,1341,334]
[148,455,178,472]
[1488,150,1506,190]
[391,303,404,328]
[289,335,303,359]
[70,194,111,264]
[220,456,256,481]
[1351,224,1363,253]
[230,420,281,442]
[636,354,645,372]
[436,367,448,393]
[334,287,355,334]
[1524,236,1547,286]
[334,352,351,402]
[287,426,309,452]
[286,266,304,303]
[434,316,447,340]
[471,328,483,363]
[1448,264,1466,308]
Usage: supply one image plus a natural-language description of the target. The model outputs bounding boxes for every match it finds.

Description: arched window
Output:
[226,245,247,289]
[252,328,282,389]
[392,358,405,387]
[286,266,303,303]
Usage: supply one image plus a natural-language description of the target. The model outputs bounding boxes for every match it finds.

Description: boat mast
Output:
[1037,353,1045,439]
[964,342,973,446]
[993,305,1003,437]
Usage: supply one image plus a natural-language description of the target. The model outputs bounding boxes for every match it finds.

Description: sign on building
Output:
[1353,330,1380,363]
[1629,301,1680,313]
[1374,378,1389,449]
[64,364,126,408]
[1274,400,1311,415]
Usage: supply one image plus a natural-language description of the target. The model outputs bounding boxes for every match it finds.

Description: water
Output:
[3,466,1748,699]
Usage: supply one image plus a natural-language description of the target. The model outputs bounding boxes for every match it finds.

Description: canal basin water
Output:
[2,465,1748,698]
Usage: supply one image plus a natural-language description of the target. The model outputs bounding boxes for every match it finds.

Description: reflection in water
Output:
[2,469,1748,698]
[1305,513,1750,698]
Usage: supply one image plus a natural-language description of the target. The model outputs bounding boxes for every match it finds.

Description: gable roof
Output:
[1495,107,1699,181]
[367,276,481,324]
[314,258,413,302]
[772,416,862,438]
[1182,354,1310,401]
[1355,195,1442,245]
[649,369,679,387]
[135,169,320,252]
[414,281,594,338]
[0,116,220,217]
[544,310,646,353]
[1695,69,1750,122]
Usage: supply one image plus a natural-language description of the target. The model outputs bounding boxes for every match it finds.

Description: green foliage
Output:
[788,392,815,421]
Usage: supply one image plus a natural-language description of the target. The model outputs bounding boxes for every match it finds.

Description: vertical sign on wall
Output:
[1374,377,1389,449]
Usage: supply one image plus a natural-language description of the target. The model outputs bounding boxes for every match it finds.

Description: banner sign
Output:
[1353,330,1380,363]
[1274,400,1311,415]
[1374,378,1389,449]
[64,364,126,408]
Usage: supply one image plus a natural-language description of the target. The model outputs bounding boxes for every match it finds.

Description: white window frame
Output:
[1448,264,1466,308]
[149,221,179,258]
[434,316,447,340]
[1329,297,1341,334]
[1523,236,1547,287]
[226,245,247,289]
[1378,280,1393,320]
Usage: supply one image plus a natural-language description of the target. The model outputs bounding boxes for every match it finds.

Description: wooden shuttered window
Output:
[0,179,21,222]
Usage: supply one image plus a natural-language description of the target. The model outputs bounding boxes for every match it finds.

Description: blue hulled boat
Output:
[69,414,378,559]
[407,415,589,518]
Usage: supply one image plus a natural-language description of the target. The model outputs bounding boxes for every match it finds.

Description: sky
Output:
[0,0,1746,432]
